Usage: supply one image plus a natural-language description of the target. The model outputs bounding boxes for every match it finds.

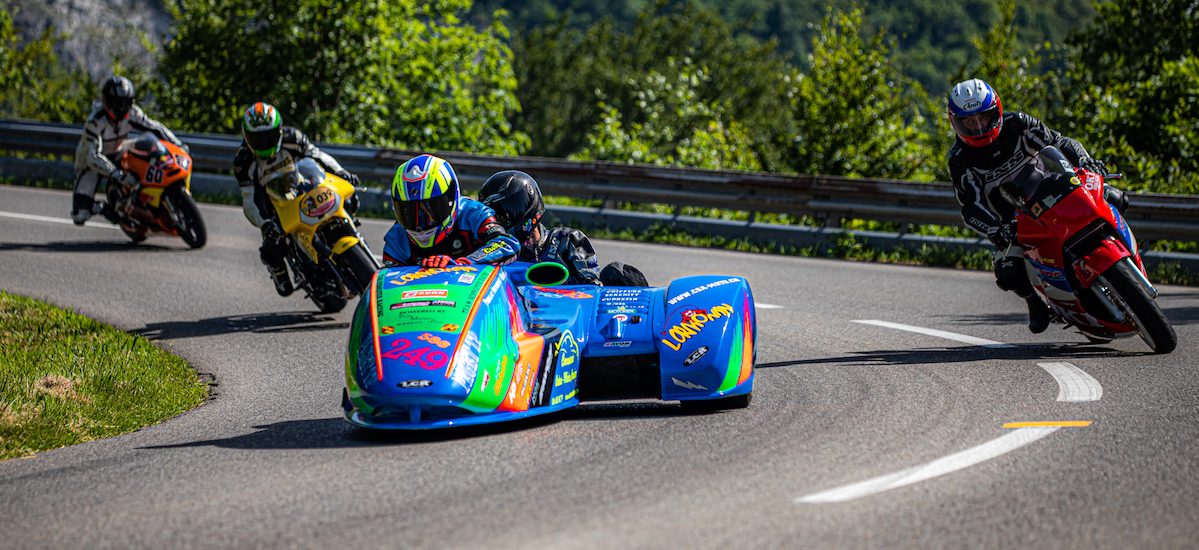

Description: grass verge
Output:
[0,291,208,460]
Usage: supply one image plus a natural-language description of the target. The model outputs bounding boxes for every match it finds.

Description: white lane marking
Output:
[756,303,783,309]
[796,427,1059,503]
[852,320,1015,348]
[1037,362,1102,402]
[0,210,119,230]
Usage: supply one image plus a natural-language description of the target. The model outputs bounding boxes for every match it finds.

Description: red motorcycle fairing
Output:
[1017,167,1129,290]
[1074,236,1131,289]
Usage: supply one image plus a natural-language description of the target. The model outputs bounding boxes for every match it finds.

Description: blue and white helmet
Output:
[947,78,1003,147]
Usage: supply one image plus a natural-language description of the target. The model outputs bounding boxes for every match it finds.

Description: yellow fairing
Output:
[141,186,166,207]
[269,173,357,263]
[332,236,360,255]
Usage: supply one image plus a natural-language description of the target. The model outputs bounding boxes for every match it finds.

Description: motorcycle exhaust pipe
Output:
[122,202,157,224]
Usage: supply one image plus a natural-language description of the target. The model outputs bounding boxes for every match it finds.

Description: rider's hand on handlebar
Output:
[111,169,137,189]
[989,222,1016,250]
[1079,157,1109,177]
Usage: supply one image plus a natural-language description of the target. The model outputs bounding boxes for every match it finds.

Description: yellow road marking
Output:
[1003,421,1092,429]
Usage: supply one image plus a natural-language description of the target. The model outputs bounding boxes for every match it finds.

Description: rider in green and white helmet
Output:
[233,102,362,296]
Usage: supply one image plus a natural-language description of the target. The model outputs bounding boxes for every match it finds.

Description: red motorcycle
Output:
[1001,146,1175,353]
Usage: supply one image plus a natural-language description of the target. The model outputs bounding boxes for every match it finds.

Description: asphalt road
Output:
[1,184,1198,549]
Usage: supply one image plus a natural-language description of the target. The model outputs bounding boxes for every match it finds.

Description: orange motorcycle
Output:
[107,133,207,248]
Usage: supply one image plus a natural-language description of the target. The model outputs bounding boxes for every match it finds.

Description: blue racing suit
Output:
[383,197,519,266]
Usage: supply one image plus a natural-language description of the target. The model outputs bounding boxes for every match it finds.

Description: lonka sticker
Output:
[660,303,734,352]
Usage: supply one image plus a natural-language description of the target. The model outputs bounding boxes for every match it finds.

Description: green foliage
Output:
[0,7,91,122]
[512,1,792,166]
[1059,0,1199,194]
[786,8,940,180]
[157,0,527,154]
[479,0,1093,99]
[572,57,762,170]
[956,0,1060,116]
[0,291,207,460]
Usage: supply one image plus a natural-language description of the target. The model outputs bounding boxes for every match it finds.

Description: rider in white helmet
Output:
[946,78,1127,333]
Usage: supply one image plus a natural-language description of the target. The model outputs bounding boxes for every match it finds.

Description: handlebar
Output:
[1107,173,1124,181]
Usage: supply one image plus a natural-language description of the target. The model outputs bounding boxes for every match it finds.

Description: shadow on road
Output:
[0,240,177,253]
[949,303,1199,327]
[757,342,1143,369]
[136,312,348,340]
[564,401,711,421]
[142,415,566,450]
[141,402,708,451]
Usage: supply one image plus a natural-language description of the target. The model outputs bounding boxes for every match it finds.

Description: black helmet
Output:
[479,170,544,243]
[101,75,135,121]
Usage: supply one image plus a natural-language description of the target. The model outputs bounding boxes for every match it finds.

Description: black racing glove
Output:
[988,222,1017,250]
[1078,157,1108,177]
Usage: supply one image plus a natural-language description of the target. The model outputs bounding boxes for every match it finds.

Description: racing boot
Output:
[71,193,94,226]
[1026,295,1051,334]
[268,264,294,297]
[97,201,121,224]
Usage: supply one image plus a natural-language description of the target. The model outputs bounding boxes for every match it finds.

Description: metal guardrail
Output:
[3,118,1198,272]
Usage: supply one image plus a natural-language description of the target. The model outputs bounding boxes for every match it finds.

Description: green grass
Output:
[0,291,208,460]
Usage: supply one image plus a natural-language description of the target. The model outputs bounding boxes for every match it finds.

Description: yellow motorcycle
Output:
[262,157,380,313]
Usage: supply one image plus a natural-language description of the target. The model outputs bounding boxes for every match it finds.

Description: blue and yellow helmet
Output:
[392,154,460,248]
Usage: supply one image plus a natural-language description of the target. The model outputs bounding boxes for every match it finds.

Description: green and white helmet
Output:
[242,102,283,158]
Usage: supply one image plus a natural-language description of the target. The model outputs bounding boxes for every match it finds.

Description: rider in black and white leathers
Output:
[232,126,356,230]
[948,111,1124,244]
[948,110,1127,332]
[232,124,359,296]
[72,89,184,224]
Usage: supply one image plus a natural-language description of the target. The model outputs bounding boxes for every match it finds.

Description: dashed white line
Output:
[1037,362,1103,402]
[852,319,1015,348]
[0,210,118,230]
[796,427,1059,503]
[756,303,783,309]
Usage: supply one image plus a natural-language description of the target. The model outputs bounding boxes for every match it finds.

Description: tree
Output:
[1059,0,1199,193]
[512,1,793,167]
[573,57,762,171]
[0,6,91,124]
[157,0,527,154]
[955,0,1059,117]
[785,8,940,180]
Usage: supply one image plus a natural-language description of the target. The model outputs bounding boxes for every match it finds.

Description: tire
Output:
[311,292,347,314]
[335,242,379,296]
[680,392,752,413]
[168,188,207,249]
[120,224,147,243]
[1100,259,1176,353]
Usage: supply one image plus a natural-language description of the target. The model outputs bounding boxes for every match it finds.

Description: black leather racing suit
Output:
[947,111,1124,296]
[522,225,647,286]
[232,126,355,274]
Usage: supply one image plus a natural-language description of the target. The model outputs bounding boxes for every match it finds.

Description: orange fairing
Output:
[120,139,193,207]
[445,267,502,378]
[738,295,754,384]
[499,286,544,412]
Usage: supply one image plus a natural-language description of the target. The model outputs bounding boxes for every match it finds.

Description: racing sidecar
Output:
[342,261,756,429]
